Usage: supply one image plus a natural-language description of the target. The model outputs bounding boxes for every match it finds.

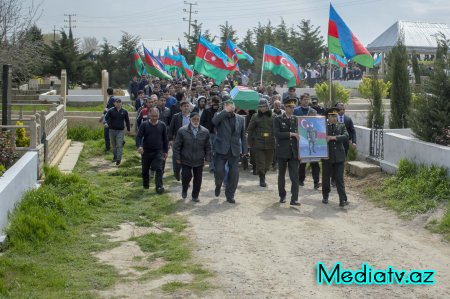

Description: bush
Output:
[15,121,30,147]
[358,77,391,99]
[0,130,19,169]
[315,81,350,108]
[5,166,100,249]
[67,126,104,141]
[0,164,5,176]
[370,159,450,216]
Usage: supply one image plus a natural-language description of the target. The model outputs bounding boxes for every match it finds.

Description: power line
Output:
[183,1,198,37]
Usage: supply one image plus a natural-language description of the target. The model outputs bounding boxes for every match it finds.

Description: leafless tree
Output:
[82,37,99,54]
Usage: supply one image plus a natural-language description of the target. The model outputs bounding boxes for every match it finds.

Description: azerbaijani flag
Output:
[226,39,254,65]
[263,44,300,87]
[328,4,373,68]
[164,48,182,72]
[143,46,172,80]
[179,55,193,79]
[178,40,183,55]
[330,53,348,68]
[132,49,146,76]
[194,35,235,84]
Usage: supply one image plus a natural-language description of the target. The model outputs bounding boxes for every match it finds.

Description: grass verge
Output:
[0,130,212,297]
[365,159,450,240]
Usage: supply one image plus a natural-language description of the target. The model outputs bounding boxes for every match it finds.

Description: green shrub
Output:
[0,164,5,176]
[315,81,350,108]
[68,126,104,141]
[369,159,450,216]
[6,167,100,249]
[358,77,391,99]
[0,130,19,169]
[15,121,30,147]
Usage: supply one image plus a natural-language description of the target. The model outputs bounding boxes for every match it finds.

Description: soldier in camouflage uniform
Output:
[247,98,275,187]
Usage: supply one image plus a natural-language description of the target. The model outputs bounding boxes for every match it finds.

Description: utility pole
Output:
[64,14,76,37]
[183,1,198,37]
[53,25,57,41]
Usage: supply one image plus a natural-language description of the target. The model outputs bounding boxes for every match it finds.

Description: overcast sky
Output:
[32,0,450,47]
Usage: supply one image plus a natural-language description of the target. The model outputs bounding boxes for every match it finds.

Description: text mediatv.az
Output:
[317,262,435,285]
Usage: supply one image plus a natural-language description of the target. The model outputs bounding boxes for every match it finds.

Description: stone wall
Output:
[45,119,67,165]
[0,152,38,235]
[355,125,450,175]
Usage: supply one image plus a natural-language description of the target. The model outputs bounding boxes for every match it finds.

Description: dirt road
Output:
[172,169,450,298]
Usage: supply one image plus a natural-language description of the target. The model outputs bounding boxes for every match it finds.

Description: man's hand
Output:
[352,143,357,150]
[326,136,337,142]
[290,132,299,139]
[176,160,181,164]
[163,153,168,160]
[138,147,144,154]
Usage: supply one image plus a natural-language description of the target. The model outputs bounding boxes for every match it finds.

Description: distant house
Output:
[367,21,450,55]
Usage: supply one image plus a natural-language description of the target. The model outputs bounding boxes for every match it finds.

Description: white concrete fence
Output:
[355,125,450,175]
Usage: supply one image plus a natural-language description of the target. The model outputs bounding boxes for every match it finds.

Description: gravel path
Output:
[171,168,450,299]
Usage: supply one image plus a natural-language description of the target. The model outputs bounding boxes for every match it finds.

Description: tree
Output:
[295,19,324,66]
[411,51,421,85]
[112,32,139,88]
[82,37,99,54]
[96,39,116,76]
[388,38,411,128]
[183,22,216,64]
[409,35,450,145]
[219,21,237,49]
[43,30,92,86]
[0,0,43,84]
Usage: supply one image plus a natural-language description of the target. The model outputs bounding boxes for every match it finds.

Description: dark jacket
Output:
[293,106,317,116]
[137,120,168,153]
[173,124,211,167]
[326,122,349,163]
[342,115,356,151]
[212,110,247,156]
[158,106,171,126]
[138,79,149,92]
[128,81,139,98]
[247,110,275,149]
[168,112,190,141]
[200,107,218,133]
[273,112,299,159]
[105,107,131,131]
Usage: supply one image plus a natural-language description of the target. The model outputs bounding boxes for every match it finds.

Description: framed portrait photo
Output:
[297,116,328,160]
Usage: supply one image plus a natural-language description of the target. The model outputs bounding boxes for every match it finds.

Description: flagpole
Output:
[260,45,265,86]
[329,55,332,107]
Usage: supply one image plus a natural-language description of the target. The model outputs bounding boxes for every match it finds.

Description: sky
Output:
[31,0,450,47]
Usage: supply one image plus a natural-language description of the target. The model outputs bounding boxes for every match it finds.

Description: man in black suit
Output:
[335,103,356,155]
[212,100,247,203]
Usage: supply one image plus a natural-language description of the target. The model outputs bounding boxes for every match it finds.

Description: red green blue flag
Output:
[330,53,348,68]
[226,39,254,66]
[132,49,146,76]
[263,44,300,87]
[143,46,172,80]
[194,35,235,84]
[328,4,373,68]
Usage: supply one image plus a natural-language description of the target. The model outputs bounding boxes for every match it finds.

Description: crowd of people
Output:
[102,73,357,207]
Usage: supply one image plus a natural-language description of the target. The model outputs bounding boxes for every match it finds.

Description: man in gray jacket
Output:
[212,100,247,203]
[173,112,211,202]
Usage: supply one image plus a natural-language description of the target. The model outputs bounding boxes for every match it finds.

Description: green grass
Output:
[366,159,450,239]
[0,132,213,297]
[67,126,104,141]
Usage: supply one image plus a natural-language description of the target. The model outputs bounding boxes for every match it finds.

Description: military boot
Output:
[259,172,267,187]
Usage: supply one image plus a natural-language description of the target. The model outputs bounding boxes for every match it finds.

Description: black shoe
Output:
[322,198,328,204]
[344,200,349,206]
[280,196,286,203]
[339,201,345,207]
[156,187,165,194]
[143,186,149,190]
[215,185,221,197]
[192,197,200,202]
[174,172,180,181]
[181,190,187,199]
[259,173,267,187]
[314,183,321,190]
[299,181,304,186]
[226,198,235,204]
[252,165,257,175]
[290,201,301,206]
[116,160,121,166]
